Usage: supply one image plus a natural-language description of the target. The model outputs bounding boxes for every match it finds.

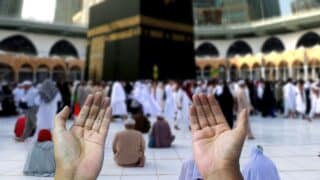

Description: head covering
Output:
[111,82,126,104]
[241,146,280,180]
[125,118,136,126]
[238,80,245,86]
[22,80,32,86]
[38,80,59,103]
[37,129,52,142]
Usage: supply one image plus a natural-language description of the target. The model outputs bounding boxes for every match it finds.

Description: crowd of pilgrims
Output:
[4,77,320,179]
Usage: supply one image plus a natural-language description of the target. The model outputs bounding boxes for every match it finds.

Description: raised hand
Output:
[53,92,112,180]
[190,94,248,179]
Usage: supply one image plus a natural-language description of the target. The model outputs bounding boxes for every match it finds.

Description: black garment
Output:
[247,82,259,112]
[124,82,133,96]
[0,85,16,116]
[261,82,276,117]
[58,82,71,112]
[305,88,311,115]
[215,85,234,128]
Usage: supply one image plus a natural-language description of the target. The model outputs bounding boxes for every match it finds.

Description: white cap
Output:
[124,118,136,126]
[22,80,32,86]
[238,80,245,86]
[156,112,165,118]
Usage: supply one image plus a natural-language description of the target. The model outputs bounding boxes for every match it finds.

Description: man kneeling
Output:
[149,115,175,148]
[113,118,146,167]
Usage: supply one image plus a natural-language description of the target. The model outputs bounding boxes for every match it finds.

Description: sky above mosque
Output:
[21,0,56,23]
[20,0,294,23]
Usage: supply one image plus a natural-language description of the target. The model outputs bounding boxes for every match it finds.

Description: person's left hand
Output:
[53,92,112,180]
[190,94,248,179]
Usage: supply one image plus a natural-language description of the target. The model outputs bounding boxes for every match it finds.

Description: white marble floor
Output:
[0,116,320,180]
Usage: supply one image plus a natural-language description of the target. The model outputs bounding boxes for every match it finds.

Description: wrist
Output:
[55,168,75,180]
[205,163,243,180]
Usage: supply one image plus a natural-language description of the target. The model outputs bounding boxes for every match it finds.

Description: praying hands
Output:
[53,92,248,180]
[190,94,249,180]
[53,92,112,180]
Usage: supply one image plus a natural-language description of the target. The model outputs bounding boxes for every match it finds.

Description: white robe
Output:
[111,82,128,116]
[164,84,176,121]
[283,83,296,115]
[133,82,160,117]
[309,90,320,117]
[295,88,306,114]
[173,89,191,126]
[155,85,164,111]
[13,87,24,103]
[141,84,161,117]
[33,93,61,142]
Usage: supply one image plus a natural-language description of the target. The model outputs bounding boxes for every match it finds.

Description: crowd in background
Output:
[5,77,318,179]
[2,78,320,123]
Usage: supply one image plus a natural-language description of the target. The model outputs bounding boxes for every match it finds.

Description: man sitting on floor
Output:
[149,115,175,148]
[112,118,146,167]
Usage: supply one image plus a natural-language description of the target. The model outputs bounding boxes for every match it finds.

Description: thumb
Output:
[235,108,249,138]
[54,106,70,132]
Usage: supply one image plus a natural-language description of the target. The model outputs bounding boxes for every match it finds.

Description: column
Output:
[226,68,231,81]
[275,67,279,81]
[50,69,53,80]
[14,70,19,82]
[249,68,253,80]
[304,63,308,81]
[33,70,36,82]
[288,65,293,79]
[261,66,266,80]
[312,66,316,80]
[201,69,204,80]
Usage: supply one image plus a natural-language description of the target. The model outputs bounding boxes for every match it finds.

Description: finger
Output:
[92,98,109,132]
[235,109,249,138]
[193,94,208,129]
[85,92,103,130]
[208,95,228,125]
[100,107,112,136]
[74,94,93,127]
[189,105,200,132]
[54,106,70,132]
[199,94,216,126]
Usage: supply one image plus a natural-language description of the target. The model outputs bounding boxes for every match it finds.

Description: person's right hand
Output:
[53,92,112,180]
[190,94,249,179]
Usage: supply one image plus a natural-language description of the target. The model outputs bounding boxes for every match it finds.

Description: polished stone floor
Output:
[0,115,320,180]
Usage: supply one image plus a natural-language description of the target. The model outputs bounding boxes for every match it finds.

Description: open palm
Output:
[53,92,112,180]
[190,94,249,179]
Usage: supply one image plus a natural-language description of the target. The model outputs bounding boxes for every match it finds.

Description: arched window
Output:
[297,32,320,48]
[50,40,79,58]
[0,35,37,55]
[36,65,50,83]
[19,64,33,82]
[0,63,14,82]
[52,65,66,81]
[69,66,82,81]
[196,42,219,57]
[262,37,285,53]
[227,40,252,57]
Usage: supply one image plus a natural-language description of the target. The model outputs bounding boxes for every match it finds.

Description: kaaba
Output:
[86,0,195,81]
